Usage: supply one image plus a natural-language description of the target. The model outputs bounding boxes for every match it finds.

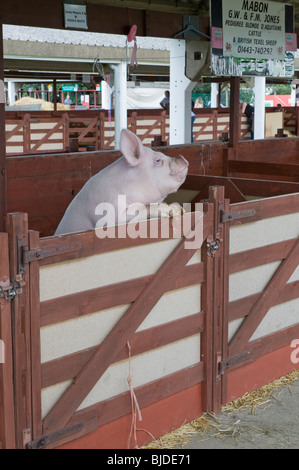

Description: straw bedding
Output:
[12,97,70,111]
[142,370,299,449]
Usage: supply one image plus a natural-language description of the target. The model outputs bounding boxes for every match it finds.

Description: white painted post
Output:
[290,82,296,106]
[101,80,112,109]
[169,39,194,145]
[253,76,265,140]
[211,82,219,108]
[7,80,16,106]
[113,61,127,149]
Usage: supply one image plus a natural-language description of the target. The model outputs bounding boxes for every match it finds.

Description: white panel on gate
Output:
[230,211,299,254]
[40,238,181,302]
[41,334,201,418]
[40,284,201,363]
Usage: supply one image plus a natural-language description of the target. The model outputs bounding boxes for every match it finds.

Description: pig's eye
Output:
[154,157,163,167]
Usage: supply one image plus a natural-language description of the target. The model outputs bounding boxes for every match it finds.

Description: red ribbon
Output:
[127,25,138,67]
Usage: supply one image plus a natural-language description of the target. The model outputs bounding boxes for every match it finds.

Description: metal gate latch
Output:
[206,238,220,257]
[0,275,25,303]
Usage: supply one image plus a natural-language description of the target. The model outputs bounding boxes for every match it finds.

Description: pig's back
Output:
[55,159,123,235]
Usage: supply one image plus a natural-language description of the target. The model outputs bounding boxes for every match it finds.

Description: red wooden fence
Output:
[6,107,281,155]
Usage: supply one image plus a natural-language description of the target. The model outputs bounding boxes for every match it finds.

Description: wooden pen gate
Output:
[1,184,299,449]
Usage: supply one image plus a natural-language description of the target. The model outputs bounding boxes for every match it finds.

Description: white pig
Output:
[55,128,189,235]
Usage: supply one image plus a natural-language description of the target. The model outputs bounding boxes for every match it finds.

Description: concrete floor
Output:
[182,378,299,449]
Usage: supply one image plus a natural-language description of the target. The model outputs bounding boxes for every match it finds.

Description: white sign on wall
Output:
[211,0,295,77]
[64,3,88,30]
[222,0,285,60]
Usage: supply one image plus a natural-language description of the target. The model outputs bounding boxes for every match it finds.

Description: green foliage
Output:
[192,81,292,107]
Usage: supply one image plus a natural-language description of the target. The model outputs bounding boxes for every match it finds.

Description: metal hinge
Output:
[218,351,254,376]
[22,246,43,264]
[0,275,25,303]
[27,422,83,449]
[0,246,42,303]
[220,209,256,223]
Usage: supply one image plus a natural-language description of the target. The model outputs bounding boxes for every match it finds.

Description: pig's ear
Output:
[120,129,143,167]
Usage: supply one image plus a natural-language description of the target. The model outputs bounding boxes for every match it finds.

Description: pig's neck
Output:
[120,166,165,204]
[125,187,165,206]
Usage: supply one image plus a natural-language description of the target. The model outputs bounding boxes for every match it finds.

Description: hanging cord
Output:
[126,8,138,67]
[127,341,143,449]
[127,25,138,67]
[126,341,158,449]
[92,56,106,81]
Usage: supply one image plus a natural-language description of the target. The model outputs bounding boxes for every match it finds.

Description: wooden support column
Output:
[229,77,240,153]
[224,77,241,176]
[53,79,57,112]
[201,186,230,413]
[209,186,225,413]
[6,213,32,448]
[200,201,214,412]
[112,62,127,150]
[0,24,6,232]
[253,76,265,140]
[0,233,16,449]
[296,105,299,136]
[28,230,42,440]
[169,39,194,145]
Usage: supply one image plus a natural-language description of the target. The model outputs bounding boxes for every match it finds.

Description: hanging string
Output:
[127,341,142,449]
[126,341,158,449]
[127,24,138,67]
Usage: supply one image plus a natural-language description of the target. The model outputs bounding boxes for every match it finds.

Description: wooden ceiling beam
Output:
[4,59,100,74]
[0,0,188,38]
[84,0,209,15]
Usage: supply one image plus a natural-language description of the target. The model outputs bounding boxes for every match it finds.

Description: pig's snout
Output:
[176,155,189,167]
[169,155,188,183]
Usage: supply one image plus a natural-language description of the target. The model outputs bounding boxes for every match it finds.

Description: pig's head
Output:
[120,129,189,203]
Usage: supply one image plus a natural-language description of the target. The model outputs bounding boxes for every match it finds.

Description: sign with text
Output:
[64,3,88,30]
[222,0,285,60]
[210,0,295,77]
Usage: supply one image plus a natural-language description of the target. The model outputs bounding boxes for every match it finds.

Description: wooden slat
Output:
[220,197,230,406]
[0,233,16,449]
[40,262,204,327]
[183,174,299,198]
[5,121,24,141]
[199,202,214,412]
[81,362,204,429]
[39,211,201,265]
[236,137,299,163]
[226,323,299,372]
[229,279,299,322]
[229,238,298,275]
[229,192,299,225]
[41,312,204,388]
[28,231,42,439]
[229,238,299,356]
[44,362,204,449]
[0,23,6,232]
[30,117,65,152]
[42,209,210,433]
[206,186,228,413]
[230,178,299,198]
[229,77,240,148]
[5,213,32,448]
[229,160,299,180]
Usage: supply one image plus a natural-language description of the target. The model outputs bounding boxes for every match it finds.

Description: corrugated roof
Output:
[3,24,170,51]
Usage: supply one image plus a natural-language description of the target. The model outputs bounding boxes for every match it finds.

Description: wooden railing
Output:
[6,107,299,156]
